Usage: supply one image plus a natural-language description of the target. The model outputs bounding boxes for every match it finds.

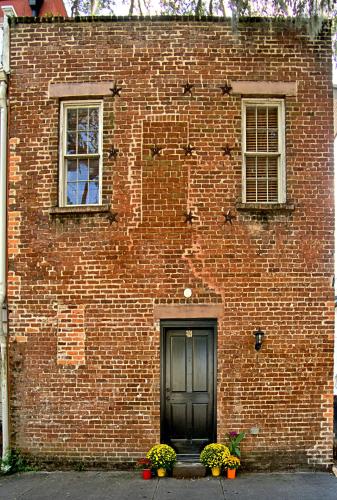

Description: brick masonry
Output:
[7,17,334,470]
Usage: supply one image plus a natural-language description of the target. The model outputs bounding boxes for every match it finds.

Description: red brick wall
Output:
[7,18,334,469]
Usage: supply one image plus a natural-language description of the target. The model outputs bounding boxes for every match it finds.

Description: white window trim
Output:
[59,100,103,207]
[241,98,286,204]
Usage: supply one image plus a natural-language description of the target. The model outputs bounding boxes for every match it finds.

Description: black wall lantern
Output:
[254,328,265,351]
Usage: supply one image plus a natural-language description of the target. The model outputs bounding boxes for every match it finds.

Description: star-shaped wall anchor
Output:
[108,212,119,224]
[224,210,235,225]
[182,82,194,95]
[110,82,122,97]
[223,145,233,157]
[220,83,232,95]
[183,144,196,156]
[108,146,119,160]
[184,210,197,224]
[150,145,163,158]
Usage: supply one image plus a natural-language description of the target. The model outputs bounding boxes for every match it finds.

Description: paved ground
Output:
[0,471,337,500]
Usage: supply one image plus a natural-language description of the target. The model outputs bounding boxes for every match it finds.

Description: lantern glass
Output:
[254,329,264,351]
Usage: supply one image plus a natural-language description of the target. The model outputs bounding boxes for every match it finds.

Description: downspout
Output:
[0,81,8,461]
[0,13,9,460]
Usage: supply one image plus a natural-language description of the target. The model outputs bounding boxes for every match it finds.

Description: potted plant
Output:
[223,454,240,479]
[136,458,152,480]
[225,431,245,458]
[146,444,176,477]
[199,443,230,477]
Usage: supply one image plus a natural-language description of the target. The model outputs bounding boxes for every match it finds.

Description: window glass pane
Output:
[246,157,256,178]
[246,128,256,151]
[88,130,99,154]
[257,107,267,127]
[257,128,267,151]
[88,181,99,204]
[268,129,278,152]
[78,132,88,154]
[78,160,89,181]
[268,179,278,202]
[77,181,89,205]
[267,157,278,177]
[246,178,256,202]
[78,108,89,131]
[257,156,267,177]
[268,108,278,152]
[89,108,99,130]
[67,159,77,182]
[256,108,267,152]
[67,182,77,205]
[67,109,77,131]
[246,107,256,151]
[67,132,76,154]
[268,107,278,128]
[89,159,99,180]
[246,107,256,127]
[256,179,268,202]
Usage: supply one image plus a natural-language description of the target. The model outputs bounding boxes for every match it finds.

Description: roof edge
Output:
[9,14,323,25]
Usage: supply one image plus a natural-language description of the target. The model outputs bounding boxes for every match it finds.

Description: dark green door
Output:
[161,320,216,456]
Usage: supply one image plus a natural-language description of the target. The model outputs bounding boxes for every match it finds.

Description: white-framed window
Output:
[59,100,103,207]
[242,99,286,203]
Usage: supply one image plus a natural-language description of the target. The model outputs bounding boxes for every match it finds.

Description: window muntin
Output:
[60,101,103,207]
[242,99,285,204]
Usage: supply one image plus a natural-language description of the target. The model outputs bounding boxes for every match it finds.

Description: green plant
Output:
[224,454,241,470]
[225,431,245,458]
[199,443,230,468]
[136,457,152,470]
[146,444,176,471]
[1,449,34,474]
[74,461,85,472]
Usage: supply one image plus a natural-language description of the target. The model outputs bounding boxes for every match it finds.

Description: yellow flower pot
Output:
[211,466,221,477]
[157,467,167,477]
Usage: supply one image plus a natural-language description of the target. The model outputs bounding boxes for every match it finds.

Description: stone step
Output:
[172,461,206,479]
[177,454,199,462]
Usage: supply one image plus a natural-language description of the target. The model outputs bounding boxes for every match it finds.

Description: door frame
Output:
[160,318,217,447]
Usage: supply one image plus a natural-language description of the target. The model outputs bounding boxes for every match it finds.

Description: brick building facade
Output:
[6,17,334,470]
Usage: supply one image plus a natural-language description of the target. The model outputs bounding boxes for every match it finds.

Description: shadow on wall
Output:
[333,396,337,458]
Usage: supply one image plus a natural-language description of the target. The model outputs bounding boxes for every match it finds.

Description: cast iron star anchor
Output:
[223,145,233,157]
[183,144,196,156]
[184,210,197,224]
[224,210,235,225]
[150,145,163,158]
[108,212,119,224]
[110,83,122,97]
[220,83,232,95]
[108,146,119,160]
[182,82,194,95]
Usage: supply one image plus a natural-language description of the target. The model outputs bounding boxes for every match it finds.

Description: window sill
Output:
[236,202,295,214]
[49,204,111,215]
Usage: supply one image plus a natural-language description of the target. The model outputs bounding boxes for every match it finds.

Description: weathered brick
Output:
[6,17,334,470]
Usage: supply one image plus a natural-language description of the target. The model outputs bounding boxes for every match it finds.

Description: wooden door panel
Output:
[192,335,208,392]
[192,404,208,437]
[170,336,187,392]
[171,404,188,438]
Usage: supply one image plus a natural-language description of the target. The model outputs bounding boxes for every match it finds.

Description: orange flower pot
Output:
[227,468,236,479]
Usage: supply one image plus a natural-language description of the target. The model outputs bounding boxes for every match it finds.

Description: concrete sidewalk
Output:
[0,471,337,500]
